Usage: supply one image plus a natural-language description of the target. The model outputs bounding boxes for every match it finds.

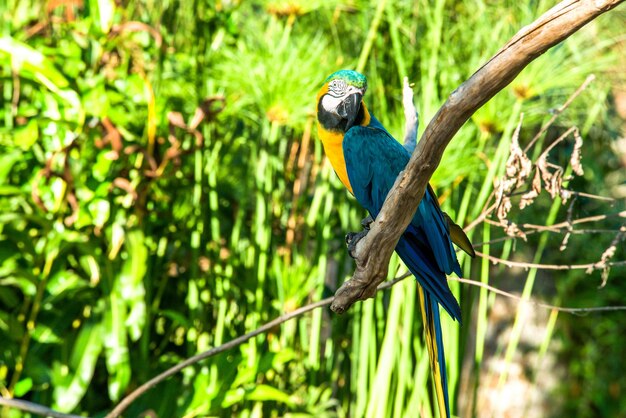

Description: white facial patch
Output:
[321,94,343,113]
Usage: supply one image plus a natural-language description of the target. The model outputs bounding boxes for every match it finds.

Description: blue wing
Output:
[342,119,462,320]
[343,119,462,418]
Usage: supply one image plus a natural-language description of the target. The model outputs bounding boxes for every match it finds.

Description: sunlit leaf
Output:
[0,276,36,297]
[120,229,147,341]
[0,151,23,183]
[13,119,38,150]
[46,270,86,297]
[246,384,295,406]
[89,0,116,34]
[104,276,131,402]
[53,320,104,412]
[32,323,62,344]
[0,37,83,120]
[14,377,33,397]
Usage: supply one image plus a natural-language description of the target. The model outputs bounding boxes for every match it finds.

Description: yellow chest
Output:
[317,125,353,194]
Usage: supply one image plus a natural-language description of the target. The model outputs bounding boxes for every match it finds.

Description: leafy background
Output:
[0,0,625,417]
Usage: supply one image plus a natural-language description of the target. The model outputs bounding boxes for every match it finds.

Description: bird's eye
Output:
[328,80,347,97]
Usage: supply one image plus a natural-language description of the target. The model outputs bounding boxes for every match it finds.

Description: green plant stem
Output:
[8,250,55,395]
[356,0,388,73]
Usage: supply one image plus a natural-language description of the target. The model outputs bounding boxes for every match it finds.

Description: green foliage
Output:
[0,0,624,417]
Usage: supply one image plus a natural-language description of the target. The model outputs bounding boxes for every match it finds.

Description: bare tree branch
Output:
[330,0,625,313]
[449,277,626,314]
[0,397,84,418]
[523,74,596,153]
[475,250,626,271]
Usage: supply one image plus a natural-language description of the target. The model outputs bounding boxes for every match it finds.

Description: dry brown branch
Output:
[484,218,626,237]
[472,210,626,248]
[596,225,626,287]
[465,202,498,232]
[0,396,83,418]
[331,0,625,313]
[484,74,605,241]
[494,114,531,238]
[522,210,626,231]
[449,277,626,314]
[475,211,626,244]
[559,197,577,250]
[475,250,626,271]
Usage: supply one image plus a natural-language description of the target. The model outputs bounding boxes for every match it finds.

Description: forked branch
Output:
[330,0,625,313]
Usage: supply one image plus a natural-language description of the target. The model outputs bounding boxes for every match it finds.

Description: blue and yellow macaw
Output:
[316,70,475,418]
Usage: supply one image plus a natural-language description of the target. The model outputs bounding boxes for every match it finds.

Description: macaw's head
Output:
[316,70,369,133]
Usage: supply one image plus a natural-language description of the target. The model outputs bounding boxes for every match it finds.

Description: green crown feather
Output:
[324,70,368,89]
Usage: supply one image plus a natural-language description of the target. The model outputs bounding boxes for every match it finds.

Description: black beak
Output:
[337,92,362,130]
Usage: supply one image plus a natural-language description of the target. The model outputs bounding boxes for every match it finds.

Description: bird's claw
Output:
[345,229,369,259]
[345,216,374,258]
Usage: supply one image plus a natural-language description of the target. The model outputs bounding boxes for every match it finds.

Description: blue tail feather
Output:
[396,227,461,322]
[417,192,462,278]
[396,214,459,418]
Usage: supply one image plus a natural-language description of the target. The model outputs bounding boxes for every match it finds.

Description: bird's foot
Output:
[345,230,368,258]
[346,216,374,259]
[360,215,374,230]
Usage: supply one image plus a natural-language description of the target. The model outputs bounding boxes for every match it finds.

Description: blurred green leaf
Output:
[14,377,33,397]
[32,323,62,344]
[0,37,69,88]
[104,277,131,402]
[13,119,38,150]
[0,151,23,183]
[0,37,82,121]
[0,276,37,297]
[53,320,104,412]
[120,229,147,341]
[46,270,86,298]
[89,0,116,34]
[246,384,295,406]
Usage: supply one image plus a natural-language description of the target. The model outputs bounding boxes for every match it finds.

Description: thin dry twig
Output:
[522,210,626,232]
[535,126,580,202]
[493,113,592,240]
[596,225,626,287]
[559,196,577,250]
[330,0,625,313]
[475,250,626,271]
[523,74,596,153]
[473,211,626,248]
[473,213,626,249]
[0,397,83,418]
[471,70,620,257]
[464,201,498,232]
[449,277,626,315]
[494,114,530,238]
